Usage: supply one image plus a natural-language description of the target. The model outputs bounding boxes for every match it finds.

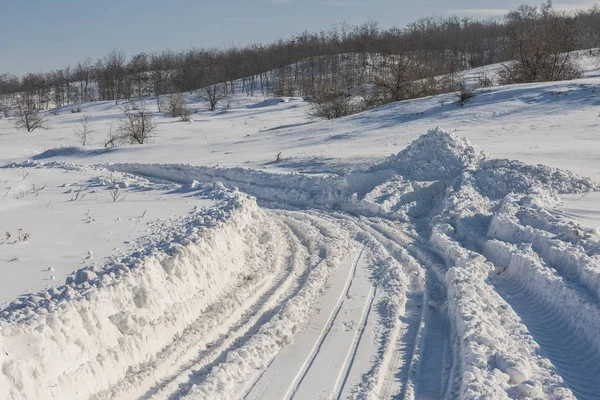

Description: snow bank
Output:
[0,185,289,400]
[488,197,600,302]
[432,227,575,399]
[2,127,598,400]
[424,129,598,399]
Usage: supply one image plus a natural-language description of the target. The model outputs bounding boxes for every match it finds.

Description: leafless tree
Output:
[0,102,11,118]
[166,93,191,121]
[14,95,48,132]
[367,54,456,108]
[308,81,364,120]
[96,50,128,104]
[200,83,228,111]
[74,114,93,146]
[114,103,157,144]
[104,123,120,147]
[500,2,582,83]
[74,58,95,103]
[3,5,600,109]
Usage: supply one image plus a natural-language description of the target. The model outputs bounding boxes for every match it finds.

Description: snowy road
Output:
[2,129,600,400]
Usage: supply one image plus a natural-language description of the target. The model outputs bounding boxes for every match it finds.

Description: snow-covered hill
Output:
[1,64,600,400]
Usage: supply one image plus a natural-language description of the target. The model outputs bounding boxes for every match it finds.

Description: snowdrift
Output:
[0,185,291,399]
[2,128,599,400]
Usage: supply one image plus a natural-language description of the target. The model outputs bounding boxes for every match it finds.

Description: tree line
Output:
[1,1,598,115]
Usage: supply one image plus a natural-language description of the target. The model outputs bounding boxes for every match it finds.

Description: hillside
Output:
[1,60,600,400]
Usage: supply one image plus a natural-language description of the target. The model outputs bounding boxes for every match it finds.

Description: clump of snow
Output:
[382,127,487,181]
[476,159,598,199]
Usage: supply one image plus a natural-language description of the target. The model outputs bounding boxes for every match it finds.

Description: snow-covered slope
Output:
[1,62,600,400]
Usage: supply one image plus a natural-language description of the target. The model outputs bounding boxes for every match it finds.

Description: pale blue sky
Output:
[0,0,595,75]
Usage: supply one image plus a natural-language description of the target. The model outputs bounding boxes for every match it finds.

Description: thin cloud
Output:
[266,0,362,6]
[553,2,598,11]
[452,8,509,16]
[220,17,266,22]
[327,1,358,6]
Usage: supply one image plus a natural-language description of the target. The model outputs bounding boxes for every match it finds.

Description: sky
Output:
[0,0,596,76]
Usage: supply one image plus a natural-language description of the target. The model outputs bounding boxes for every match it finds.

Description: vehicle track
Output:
[242,243,373,400]
[333,286,377,400]
[286,248,366,400]
[357,219,454,400]
[96,163,598,400]
[489,244,600,399]
[281,210,455,400]
[91,217,314,400]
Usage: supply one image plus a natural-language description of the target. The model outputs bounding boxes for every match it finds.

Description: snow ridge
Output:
[2,128,600,400]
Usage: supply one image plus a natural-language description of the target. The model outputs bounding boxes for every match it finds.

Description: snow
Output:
[0,164,211,304]
[553,192,600,240]
[1,56,600,400]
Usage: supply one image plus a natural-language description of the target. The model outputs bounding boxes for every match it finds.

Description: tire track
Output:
[381,291,424,400]
[290,211,452,400]
[333,285,377,400]
[359,219,453,400]
[92,218,310,400]
[278,211,419,400]
[346,219,425,400]
[169,214,342,400]
[286,247,367,400]
[492,254,600,399]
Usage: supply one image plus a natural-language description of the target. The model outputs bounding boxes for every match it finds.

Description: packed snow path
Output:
[1,129,600,400]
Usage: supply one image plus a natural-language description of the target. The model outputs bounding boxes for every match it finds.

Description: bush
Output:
[308,82,365,120]
[166,93,191,121]
[14,95,48,132]
[0,103,10,118]
[456,82,476,106]
[104,103,157,146]
[477,73,494,88]
[498,60,582,84]
[501,2,583,84]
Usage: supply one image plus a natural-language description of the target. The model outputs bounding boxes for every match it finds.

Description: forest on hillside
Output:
[0,1,599,117]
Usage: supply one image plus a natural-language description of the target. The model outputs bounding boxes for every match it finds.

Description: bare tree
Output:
[74,58,95,103]
[104,123,120,148]
[0,102,11,118]
[4,5,600,109]
[114,103,157,144]
[166,93,191,121]
[367,54,453,107]
[14,95,48,132]
[308,81,363,120]
[74,114,93,146]
[501,2,582,83]
[200,83,228,111]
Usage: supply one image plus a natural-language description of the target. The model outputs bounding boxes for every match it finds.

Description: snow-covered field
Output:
[1,60,600,400]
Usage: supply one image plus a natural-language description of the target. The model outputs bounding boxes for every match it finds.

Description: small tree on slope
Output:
[14,95,48,132]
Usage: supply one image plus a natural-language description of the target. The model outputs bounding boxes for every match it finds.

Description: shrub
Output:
[166,93,191,121]
[456,82,476,106]
[308,82,364,120]
[14,95,48,132]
